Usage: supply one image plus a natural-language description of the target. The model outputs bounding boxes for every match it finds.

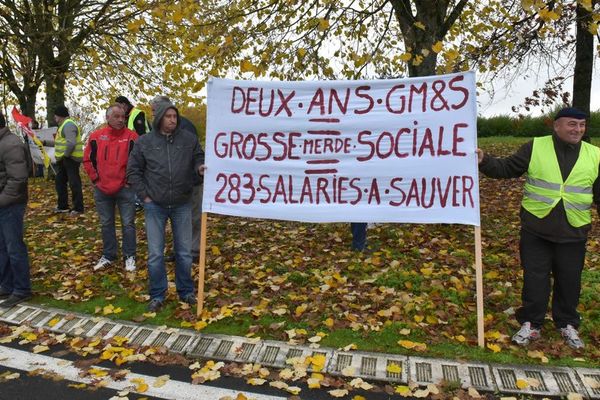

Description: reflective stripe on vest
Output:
[55,118,83,160]
[128,107,150,133]
[522,136,600,227]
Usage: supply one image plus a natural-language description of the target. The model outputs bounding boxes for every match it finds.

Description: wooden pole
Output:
[196,212,208,317]
[474,225,485,347]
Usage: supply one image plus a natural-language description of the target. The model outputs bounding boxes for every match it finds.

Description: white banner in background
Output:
[204,71,480,225]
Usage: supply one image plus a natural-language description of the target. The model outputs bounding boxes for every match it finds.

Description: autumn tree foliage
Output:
[0,0,159,124]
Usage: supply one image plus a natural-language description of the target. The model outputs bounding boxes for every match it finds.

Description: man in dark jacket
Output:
[0,111,32,308]
[127,101,205,312]
[83,104,139,272]
[150,96,205,263]
[477,107,598,349]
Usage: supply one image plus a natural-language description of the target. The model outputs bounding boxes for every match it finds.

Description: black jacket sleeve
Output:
[126,138,148,200]
[479,141,533,179]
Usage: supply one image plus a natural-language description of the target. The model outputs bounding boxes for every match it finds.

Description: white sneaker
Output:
[93,256,113,271]
[560,324,584,349]
[125,256,136,272]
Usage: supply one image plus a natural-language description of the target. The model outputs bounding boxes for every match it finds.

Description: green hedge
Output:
[477,110,600,137]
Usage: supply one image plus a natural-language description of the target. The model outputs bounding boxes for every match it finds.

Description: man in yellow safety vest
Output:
[477,107,598,350]
[115,96,150,136]
[52,105,84,216]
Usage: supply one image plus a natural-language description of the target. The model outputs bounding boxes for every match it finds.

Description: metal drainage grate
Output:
[114,325,133,338]
[235,343,256,361]
[524,370,548,392]
[416,362,433,382]
[584,374,600,396]
[213,340,233,358]
[336,354,353,372]
[442,364,460,383]
[60,317,81,332]
[386,360,403,379]
[469,366,488,387]
[261,346,281,364]
[97,323,116,337]
[170,335,192,353]
[192,337,213,355]
[553,372,576,393]
[498,369,518,390]
[360,357,377,377]
[72,320,96,335]
[152,332,171,347]
[131,329,152,345]
[286,348,303,360]
[13,308,36,323]
[44,314,65,328]
[29,311,50,325]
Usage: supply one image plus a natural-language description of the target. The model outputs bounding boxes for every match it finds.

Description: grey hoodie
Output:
[126,102,204,207]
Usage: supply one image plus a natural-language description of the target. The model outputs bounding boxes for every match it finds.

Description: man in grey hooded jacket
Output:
[127,101,205,311]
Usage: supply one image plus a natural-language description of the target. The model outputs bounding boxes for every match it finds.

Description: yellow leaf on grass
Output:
[211,246,221,255]
[324,318,334,328]
[432,41,443,53]
[142,312,156,318]
[413,315,424,323]
[295,303,308,317]
[487,343,501,353]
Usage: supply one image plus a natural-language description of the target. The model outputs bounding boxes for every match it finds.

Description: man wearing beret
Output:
[50,105,84,215]
[477,107,597,349]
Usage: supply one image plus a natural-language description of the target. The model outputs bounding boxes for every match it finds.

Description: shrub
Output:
[477,109,600,137]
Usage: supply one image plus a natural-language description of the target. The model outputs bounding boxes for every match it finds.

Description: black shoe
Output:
[164,254,175,262]
[181,293,197,306]
[147,298,163,312]
[0,294,32,308]
[0,289,11,300]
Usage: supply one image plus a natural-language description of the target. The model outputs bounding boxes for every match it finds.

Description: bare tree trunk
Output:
[572,1,596,116]
[45,72,66,127]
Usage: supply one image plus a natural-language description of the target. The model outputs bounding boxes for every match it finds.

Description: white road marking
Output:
[0,345,286,400]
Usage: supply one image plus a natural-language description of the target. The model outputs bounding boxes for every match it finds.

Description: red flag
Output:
[11,106,32,127]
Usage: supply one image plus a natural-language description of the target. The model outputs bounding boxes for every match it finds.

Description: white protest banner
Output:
[204,71,479,225]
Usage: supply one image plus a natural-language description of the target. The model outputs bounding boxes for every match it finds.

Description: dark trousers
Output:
[0,203,31,297]
[350,223,368,250]
[517,229,586,329]
[55,158,84,212]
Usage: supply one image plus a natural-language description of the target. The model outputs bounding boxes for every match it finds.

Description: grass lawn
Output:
[24,136,599,368]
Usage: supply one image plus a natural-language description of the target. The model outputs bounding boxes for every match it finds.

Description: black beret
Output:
[554,107,587,120]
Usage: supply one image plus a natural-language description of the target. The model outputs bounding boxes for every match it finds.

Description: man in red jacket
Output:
[83,104,139,272]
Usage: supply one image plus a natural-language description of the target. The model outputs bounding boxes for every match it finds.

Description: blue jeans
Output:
[144,201,193,301]
[350,223,368,250]
[94,186,136,260]
[0,203,31,297]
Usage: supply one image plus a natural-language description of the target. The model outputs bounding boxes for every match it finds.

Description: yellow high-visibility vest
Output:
[55,118,83,161]
[522,135,600,227]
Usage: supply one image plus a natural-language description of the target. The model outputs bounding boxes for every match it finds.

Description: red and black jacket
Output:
[83,126,138,195]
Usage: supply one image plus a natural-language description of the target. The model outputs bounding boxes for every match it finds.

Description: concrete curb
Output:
[1,303,598,398]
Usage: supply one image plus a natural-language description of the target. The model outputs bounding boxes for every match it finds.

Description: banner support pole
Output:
[475,225,485,347]
[196,212,208,318]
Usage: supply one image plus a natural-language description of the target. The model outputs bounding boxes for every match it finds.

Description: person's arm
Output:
[192,137,205,177]
[126,138,148,201]
[478,141,533,179]
[0,140,28,207]
[82,135,98,183]
[593,165,600,215]
[61,122,78,158]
